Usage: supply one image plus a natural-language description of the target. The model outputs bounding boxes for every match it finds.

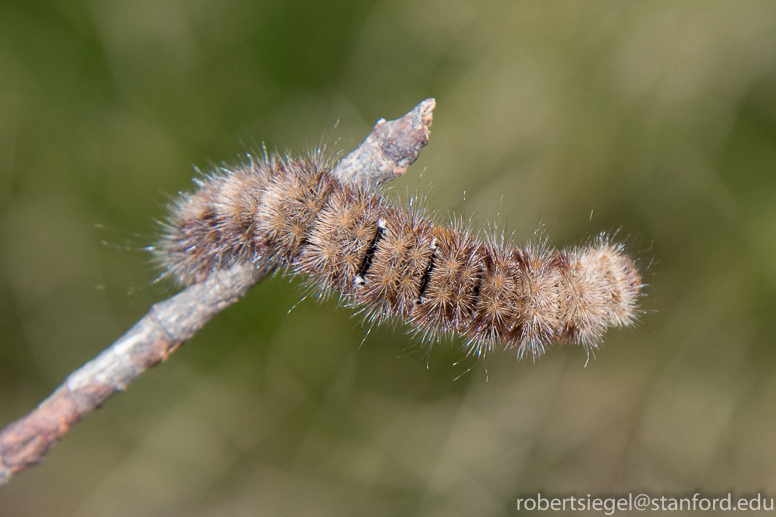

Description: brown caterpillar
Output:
[155,153,642,361]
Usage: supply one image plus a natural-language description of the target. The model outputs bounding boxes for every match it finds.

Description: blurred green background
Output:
[2,0,776,515]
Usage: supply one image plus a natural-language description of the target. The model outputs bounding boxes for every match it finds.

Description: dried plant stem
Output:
[0,99,435,486]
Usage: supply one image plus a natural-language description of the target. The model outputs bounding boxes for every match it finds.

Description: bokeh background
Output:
[2,0,776,515]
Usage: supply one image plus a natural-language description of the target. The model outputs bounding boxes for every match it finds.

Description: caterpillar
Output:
[154,150,642,362]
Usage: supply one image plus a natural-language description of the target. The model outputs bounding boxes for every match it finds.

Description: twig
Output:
[333,98,435,188]
[0,99,435,486]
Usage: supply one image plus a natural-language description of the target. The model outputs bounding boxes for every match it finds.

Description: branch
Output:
[333,98,435,187]
[0,99,435,486]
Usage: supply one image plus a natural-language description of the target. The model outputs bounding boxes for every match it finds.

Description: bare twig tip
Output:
[333,98,435,188]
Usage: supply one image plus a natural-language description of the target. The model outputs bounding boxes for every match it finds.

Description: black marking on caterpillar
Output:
[355,218,385,286]
[155,153,643,361]
[416,238,437,304]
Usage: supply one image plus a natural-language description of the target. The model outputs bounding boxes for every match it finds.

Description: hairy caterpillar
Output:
[155,150,642,361]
